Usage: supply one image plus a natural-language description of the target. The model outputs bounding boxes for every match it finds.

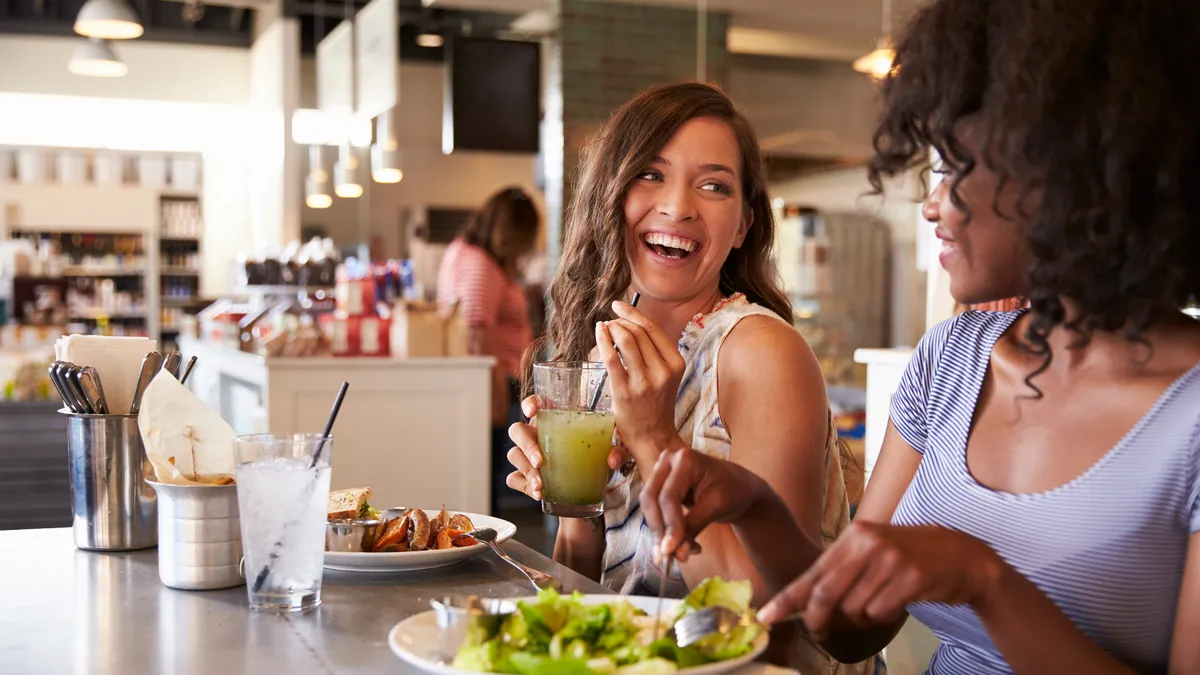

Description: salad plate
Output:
[324,511,517,573]
[388,582,769,675]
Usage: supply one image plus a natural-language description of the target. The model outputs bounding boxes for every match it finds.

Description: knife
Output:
[162,351,183,379]
[179,355,198,385]
[130,351,163,415]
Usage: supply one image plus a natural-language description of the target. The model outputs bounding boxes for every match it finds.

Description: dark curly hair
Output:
[868,0,1200,386]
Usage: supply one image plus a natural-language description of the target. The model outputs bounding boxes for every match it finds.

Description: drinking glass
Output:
[233,433,332,612]
[534,362,616,518]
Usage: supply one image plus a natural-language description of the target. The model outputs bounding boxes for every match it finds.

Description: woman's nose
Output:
[921,177,946,222]
[657,182,698,222]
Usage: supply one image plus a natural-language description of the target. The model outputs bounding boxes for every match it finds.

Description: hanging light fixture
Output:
[305,145,333,209]
[74,0,144,40]
[371,109,403,184]
[416,32,444,48]
[334,142,363,199]
[853,0,896,80]
[67,38,128,78]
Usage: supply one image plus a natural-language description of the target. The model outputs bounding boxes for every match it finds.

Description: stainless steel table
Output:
[0,528,611,675]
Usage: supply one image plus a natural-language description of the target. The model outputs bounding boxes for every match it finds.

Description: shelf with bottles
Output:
[9,231,146,278]
[159,196,202,239]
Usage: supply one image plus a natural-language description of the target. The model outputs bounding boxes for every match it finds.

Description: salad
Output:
[453,578,763,675]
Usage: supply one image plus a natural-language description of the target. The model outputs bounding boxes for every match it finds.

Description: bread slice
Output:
[327,487,372,521]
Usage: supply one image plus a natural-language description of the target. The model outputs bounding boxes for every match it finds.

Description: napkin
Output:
[138,370,237,485]
[56,334,155,415]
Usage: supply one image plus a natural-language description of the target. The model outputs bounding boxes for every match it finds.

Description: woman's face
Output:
[924,130,1031,305]
[623,117,751,305]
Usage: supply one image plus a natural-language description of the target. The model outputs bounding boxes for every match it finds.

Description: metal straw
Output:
[252,381,350,593]
[588,292,640,411]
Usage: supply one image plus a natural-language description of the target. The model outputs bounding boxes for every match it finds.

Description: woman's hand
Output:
[507,396,630,501]
[759,522,1005,638]
[595,300,686,459]
[641,447,773,562]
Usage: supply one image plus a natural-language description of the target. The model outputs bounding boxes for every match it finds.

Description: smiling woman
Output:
[505,83,877,674]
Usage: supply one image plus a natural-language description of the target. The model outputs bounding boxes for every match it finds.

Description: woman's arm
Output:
[553,517,607,583]
[674,315,831,605]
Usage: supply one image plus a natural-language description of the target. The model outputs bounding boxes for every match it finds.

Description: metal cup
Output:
[430,596,518,664]
[148,479,244,590]
[63,411,157,551]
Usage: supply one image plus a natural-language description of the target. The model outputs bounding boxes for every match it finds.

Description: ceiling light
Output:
[306,145,332,209]
[852,38,896,80]
[68,39,129,78]
[854,0,896,80]
[334,143,363,199]
[416,33,444,48]
[371,110,403,184]
[74,0,144,40]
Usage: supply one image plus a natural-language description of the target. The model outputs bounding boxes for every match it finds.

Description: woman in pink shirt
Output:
[437,186,540,512]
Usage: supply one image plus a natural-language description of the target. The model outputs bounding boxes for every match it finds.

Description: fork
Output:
[468,527,563,592]
[674,605,811,649]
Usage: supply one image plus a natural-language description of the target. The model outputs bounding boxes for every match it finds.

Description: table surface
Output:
[0,528,611,675]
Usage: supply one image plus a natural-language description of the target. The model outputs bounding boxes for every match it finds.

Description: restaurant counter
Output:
[177,336,496,515]
[0,528,609,674]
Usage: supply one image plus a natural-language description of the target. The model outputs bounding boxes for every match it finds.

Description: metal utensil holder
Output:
[62,410,157,551]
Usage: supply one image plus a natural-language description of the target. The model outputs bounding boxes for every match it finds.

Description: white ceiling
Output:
[423,0,923,62]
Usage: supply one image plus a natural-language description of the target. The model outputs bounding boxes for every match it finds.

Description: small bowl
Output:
[430,596,517,663]
[326,519,383,552]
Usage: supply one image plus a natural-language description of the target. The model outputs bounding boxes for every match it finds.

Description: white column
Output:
[249,17,303,254]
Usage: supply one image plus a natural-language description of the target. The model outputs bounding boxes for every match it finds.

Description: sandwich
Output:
[327,487,380,521]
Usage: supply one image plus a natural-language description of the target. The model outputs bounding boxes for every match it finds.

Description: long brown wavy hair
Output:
[460,186,540,279]
[533,82,791,369]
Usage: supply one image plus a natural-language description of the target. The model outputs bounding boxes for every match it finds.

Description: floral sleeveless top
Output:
[599,294,882,674]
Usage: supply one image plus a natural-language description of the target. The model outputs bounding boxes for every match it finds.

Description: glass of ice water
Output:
[233,433,333,613]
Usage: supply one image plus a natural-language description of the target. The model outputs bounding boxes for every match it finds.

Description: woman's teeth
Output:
[642,233,697,259]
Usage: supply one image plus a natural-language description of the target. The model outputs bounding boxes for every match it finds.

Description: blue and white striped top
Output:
[890,310,1200,674]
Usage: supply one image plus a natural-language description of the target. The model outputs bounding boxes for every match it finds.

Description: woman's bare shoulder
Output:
[718,314,826,401]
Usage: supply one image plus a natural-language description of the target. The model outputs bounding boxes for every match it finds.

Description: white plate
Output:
[323,511,517,573]
[387,595,769,675]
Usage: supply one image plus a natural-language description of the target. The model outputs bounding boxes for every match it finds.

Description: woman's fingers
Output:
[506,446,541,500]
[837,553,897,627]
[520,396,539,422]
[655,450,702,559]
[608,445,631,470]
[604,322,647,375]
[612,300,682,366]
[595,322,631,391]
[642,450,676,558]
[507,422,542,468]
[608,318,672,384]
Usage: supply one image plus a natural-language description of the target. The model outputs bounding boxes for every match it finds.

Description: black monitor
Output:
[443,37,541,155]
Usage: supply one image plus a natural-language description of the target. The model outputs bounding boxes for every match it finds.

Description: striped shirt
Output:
[436,238,532,377]
[890,310,1200,674]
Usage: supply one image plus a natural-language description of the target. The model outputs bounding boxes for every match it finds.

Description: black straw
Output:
[311,381,349,468]
[253,381,350,593]
[589,293,639,411]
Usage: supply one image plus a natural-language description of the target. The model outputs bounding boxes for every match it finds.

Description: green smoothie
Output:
[537,409,616,512]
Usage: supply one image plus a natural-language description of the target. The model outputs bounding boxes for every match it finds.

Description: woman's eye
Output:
[701,182,734,195]
[637,171,662,182]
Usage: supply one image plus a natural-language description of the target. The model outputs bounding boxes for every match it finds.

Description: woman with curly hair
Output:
[505,82,874,672]
[640,0,1200,672]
